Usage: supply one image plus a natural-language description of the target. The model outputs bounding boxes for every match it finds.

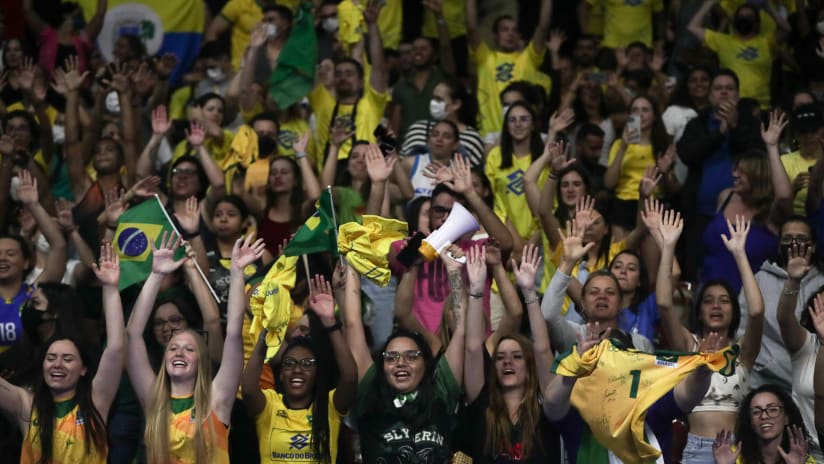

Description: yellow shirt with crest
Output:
[485,147,549,240]
[586,0,664,48]
[704,29,776,108]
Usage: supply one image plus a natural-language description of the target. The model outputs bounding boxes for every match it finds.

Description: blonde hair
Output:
[144,329,216,464]
[734,153,773,222]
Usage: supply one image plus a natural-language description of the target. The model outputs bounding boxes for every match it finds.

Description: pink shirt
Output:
[37,28,93,75]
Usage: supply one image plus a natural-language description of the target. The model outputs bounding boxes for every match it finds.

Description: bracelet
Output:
[524,298,539,305]
[469,292,484,299]
[296,151,308,160]
[324,320,342,333]
[181,230,199,240]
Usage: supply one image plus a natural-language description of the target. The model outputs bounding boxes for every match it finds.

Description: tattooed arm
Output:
[442,245,468,386]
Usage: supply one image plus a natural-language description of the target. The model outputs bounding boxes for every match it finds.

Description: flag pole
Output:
[325,185,343,265]
[153,195,220,302]
[302,254,312,296]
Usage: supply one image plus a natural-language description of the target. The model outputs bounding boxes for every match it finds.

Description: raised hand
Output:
[17,57,36,92]
[761,109,788,147]
[309,274,336,324]
[103,187,125,228]
[422,161,454,184]
[174,196,200,235]
[186,120,206,148]
[293,130,310,154]
[62,56,89,92]
[444,154,472,194]
[441,244,466,273]
[639,165,662,198]
[152,105,173,136]
[574,196,596,231]
[657,209,683,248]
[577,322,606,356]
[465,245,487,293]
[329,122,354,147]
[549,143,575,173]
[363,0,381,24]
[106,62,132,94]
[130,176,162,198]
[640,196,664,238]
[16,169,39,206]
[153,53,179,78]
[777,425,809,464]
[547,29,567,53]
[810,293,824,340]
[512,243,542,292]
[484,240,502,267]
[560,218,595,264]
[699,331,724,353]
[720,215,751,256]
[786,242,812,281]
[712,429,741,464]
[55,198,77,233]
[250,22,268,48]
[92,242,120,287]
[365,144,396,182]
[151,231,186,275]
[548,108,575,134]
[232,233,266,272]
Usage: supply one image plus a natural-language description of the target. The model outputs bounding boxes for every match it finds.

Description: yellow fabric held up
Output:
[337,215,408,287]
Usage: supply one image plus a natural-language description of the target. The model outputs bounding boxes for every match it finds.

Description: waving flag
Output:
[283,189,338,257]
[113,196,184,289]
[76,0,205,84]
[269,1,317,109]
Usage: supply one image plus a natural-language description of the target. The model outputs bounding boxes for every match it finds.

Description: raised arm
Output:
[721,217,763,368]
[809,153,824,216]
[340,261,374,380]
[84,0,108,42]
[363,1,387,94]
[447,155,514,255]
[811,295,824,435]
[687,0,719,43]
[175,196,210,275]
[21,0,46,35]
[0,376,32,434]
[623,168,661,251]
[465,0,481,49]
[514,244,554,392]
[777,244,814,355]
[542,324,600,421]
[762,110,793,223]
[309,275,358,414]
[531,0,553,54]
[126,232,187,410]
[653,208,693,351]
[536,141,576,250]
[241,330,269,417]
[137,105,172,179]
[186,122,227,209]
[182,248,223,364]
[464,245,488,403]
[211,235,266,424]
[423,0,455,75]
[90,242,126,419]
[486,242,523,350]
[17,170,66,283]
[364,143,396,216]
[441,246,467,386]
[62,57,92,199]
[394,265,441,352]
[109,64,139,186]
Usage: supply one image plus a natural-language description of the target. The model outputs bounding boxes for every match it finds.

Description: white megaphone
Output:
[418,201,480,262]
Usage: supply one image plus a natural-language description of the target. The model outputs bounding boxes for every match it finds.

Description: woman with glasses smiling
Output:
[713,384,813,464]
[241,274,356,463]
[343,246,467,462]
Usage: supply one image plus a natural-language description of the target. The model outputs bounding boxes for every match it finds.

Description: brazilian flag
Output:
[113,196,183,289]
[283,189,337,257]
[269,1,317,109]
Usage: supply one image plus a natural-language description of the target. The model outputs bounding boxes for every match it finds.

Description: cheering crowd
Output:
[1,0,824,462]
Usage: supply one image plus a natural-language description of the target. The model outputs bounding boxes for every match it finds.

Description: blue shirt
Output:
[617,293,660,341]
[696,115,734,216]
[0,284,33,347]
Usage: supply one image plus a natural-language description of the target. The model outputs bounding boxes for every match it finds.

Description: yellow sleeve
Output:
[703,29,726,52]
[471,41,491,65]
[607,139,622,165]
[652,0,664,13]
[525,40,545,66]
[220,0,241,22]
[337,0,365,46]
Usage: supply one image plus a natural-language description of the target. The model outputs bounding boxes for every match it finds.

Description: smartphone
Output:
[626,115,642,144]
[587,71,609,84]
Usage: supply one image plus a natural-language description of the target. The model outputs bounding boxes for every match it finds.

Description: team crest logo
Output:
[289,433,309,450]
[97,4,165,63]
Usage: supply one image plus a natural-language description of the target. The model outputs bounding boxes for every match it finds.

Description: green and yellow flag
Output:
[113,196,183,289]
[283,189,337,257]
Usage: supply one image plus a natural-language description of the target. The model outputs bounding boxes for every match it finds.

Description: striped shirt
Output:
[401,119,485,167]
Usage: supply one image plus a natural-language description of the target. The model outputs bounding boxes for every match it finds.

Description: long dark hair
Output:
[266,156,306,228]
[693,280,741,339]
[32,336,106,464]
[668,66,712,109]
[629,95,671,157]
[499,101,544,169]
[334,140,371,199]
[438,78,479,128]
[736,384,808,464]
[592,200,615,266]
[356,329,438,428]
[279,336,334,463]
[554,165,592,226]
[608,250,650,312]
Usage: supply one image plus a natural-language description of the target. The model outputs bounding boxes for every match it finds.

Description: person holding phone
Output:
[604,95,674,241]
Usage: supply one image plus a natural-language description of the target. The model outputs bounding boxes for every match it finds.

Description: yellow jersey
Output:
[336,0,402,50]
[220,0,263,70]
[485,147,548,240]
[421,0,466,39]
[22,397,106,464]
[472,41,548,136]
[587,0,664,48]
[607,140,656,200]
[704,29,776,108]
[167,396,229,464]
[172,129,235,166]
[781,151,817,215]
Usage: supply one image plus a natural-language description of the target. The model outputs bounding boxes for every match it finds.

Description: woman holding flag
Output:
[126,232,265,464]
[0,242,126,463]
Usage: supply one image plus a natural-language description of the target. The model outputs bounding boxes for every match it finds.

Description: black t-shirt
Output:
[454,351,561,464]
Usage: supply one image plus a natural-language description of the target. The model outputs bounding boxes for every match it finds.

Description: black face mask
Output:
[258,135,278,157]
[20,301,45,338]
[735,16,757,35]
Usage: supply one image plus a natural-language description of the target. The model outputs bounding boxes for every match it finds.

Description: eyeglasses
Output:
[780,235,811,244]
[431,206,451,217]
[172,167,198,177]
[153,315,186,329]
[750,405,784,419]
[507,115,532,124]
[282,357,317,370]
[382,350,422,364]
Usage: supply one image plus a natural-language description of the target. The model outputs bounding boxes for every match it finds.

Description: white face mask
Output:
[105,91,121,114]
[10,176,20,202]
[322,16,339,33]
[429,99,448,120]
[206,67,226,82]
[817,20,824,35]
[265,23,278,38]
[52,124,66,144]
